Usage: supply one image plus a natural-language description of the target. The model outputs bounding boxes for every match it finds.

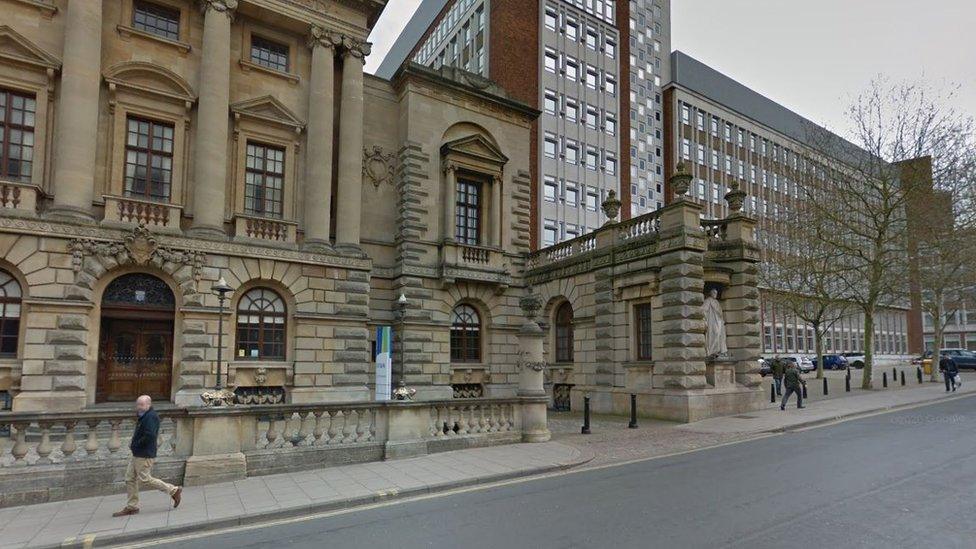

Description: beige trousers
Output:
[125,457,177,509]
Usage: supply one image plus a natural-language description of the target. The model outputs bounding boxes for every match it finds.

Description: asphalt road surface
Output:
[144,395,976,549]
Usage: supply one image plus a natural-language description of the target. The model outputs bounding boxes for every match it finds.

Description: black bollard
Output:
[823,377,829,396]
[845,375,851,392]
[802,383,808,399]
[883,372,888,388]
[581,396,591,434]
[900,370,906,386]
[628,394,638,429]
[771,382,776,403]
[917,366,923,384]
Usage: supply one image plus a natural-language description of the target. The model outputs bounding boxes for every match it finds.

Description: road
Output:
[143,395,976,549]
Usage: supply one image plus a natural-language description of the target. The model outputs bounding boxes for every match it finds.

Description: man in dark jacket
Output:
[770,356,786,396]
[939,354,960,392]
[780,362,806,410]
[113,395,182,516]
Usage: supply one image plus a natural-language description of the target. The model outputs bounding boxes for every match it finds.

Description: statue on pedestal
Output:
[703,288,728,358]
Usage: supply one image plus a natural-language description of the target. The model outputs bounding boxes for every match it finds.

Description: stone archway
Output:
[96,273,175,403]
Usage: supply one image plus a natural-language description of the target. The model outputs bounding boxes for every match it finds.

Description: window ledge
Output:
[622,360,655,369]
[11,0,56,16]
[117,25,191,54]
[239,59,300,84]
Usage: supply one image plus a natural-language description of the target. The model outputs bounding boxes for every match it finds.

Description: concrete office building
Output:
[662,51,916,360]
[378,0,671,249]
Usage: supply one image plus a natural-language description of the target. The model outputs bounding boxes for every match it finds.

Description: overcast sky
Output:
[367,0,976,135]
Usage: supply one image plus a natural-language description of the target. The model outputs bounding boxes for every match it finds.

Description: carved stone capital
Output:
[339,36,371,60]
[308,24,342,50]
[200,0,237,16]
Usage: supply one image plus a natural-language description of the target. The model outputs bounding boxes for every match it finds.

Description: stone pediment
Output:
[230,95,305,133]
[0,25,61,71]
[441,134,508,167]
[103,61,196,104]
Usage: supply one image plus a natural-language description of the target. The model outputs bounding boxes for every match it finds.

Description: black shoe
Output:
[779,406,785,411]
[797,406,805,409]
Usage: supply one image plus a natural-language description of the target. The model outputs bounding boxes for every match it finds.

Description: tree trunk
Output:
[814,321,824,379]
[928,295,944,383]
[862,311,874,390]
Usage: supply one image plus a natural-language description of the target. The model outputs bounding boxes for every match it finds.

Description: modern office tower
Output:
[379,0,671,249]
[662,51,916,358]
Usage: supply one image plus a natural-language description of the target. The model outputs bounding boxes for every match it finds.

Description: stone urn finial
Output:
[671,162,693,199]
[519,289,542,322]
[724,181,747,213]
[601,190,621,225]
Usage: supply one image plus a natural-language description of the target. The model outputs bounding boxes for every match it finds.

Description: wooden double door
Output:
[96,317,174,403]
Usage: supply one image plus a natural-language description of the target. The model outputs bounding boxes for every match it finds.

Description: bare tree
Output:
[799,78,974,389]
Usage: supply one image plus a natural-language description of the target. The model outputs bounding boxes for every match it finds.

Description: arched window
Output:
[236,288,286,360]
[451,304,481,363]
[555,301,574,363]
[0,270,21,357]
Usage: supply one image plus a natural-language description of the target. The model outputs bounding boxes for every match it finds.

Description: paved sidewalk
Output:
[0,442,586,549]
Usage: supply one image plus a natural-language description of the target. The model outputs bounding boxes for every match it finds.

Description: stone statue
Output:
[703,288,728,358]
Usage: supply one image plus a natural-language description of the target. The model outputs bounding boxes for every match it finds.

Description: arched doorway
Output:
[96,273,175,403]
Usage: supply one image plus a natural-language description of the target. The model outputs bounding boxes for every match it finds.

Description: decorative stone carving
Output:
[200,0,238,14]
[392,379,416,400]
[363,145,396,188]
[519,291,542,321]
[518,351,547,372]
[671,162,692,197]
[601,190,621,225]
[308,24,342,50]
[200,388,236,407]
[703,287,729,358]
[254,367,268,386]
[338,35,371,59]
[724,183,747,213]
[123,224,157,265]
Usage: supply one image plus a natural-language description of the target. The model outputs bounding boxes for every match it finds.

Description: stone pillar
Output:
[188,0,235,239]
[717,209,763,387]
[490,175,502,246]
[48,0,102,220]
[653,196,708,390]
[303,27,339,251]
[517,293,551,443]
[442,163,457,242]
[334,38,370,253]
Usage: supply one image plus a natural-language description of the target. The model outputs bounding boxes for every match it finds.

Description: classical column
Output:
[48,0,103,220]
[443,163,457,242]
[188,0,236,238]
[517,292,551,443]
[303,27,339,251]
[334,38,370,253]
[490,175,502,247]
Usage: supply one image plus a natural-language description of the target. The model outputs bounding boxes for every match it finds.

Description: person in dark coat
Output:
[939,354,960,392]
[780,362,806,410]
[113,395,182,516]
[770,356,786,396]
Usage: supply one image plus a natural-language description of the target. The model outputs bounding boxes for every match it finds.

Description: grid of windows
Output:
[450,304,481,362]
[236,288,286,360]
[0,89,35,183]
[250,36,289,72]
[414,0,487,76]
[124,117,174,201]
[635,302,653,360]
[244,142,285,218]
[132,1,180,41]
[455,178,481,245]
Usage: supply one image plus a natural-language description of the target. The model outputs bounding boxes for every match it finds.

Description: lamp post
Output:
[202,277,234,406]
[392,293,415,400]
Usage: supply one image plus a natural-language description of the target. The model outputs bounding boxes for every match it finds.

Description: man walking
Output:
[780,361,806,410]
[770,355,786,396]
[113,395,182,517]
[939,354,959,393]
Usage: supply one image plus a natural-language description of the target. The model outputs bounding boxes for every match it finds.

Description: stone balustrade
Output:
[0,181,39,216]
[233,214,299,244]
[701,219,728,242]
[439,242,511,288]
[525,209,662,273]
[0,395,545,506]
[103,195,183,232]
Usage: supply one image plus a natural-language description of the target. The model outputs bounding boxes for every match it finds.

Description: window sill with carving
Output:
[233,213,298,244]
[439,241,511,289]
[102,195,183,233]
[238,59,300,84]
[116,25,191,54]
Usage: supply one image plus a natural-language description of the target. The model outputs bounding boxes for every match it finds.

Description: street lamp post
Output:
[202,277,234,406]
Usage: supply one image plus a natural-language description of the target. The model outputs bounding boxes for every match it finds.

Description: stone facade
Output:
[0,0,539,412]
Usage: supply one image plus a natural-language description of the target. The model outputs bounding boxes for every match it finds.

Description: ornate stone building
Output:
[0,0,539,412]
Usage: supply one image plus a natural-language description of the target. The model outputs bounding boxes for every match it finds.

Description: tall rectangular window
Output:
[250,35,289,72]
[0,89,35,183]
[635,303,653,360]
[124,117,174,201]
[132,1,180,41]
[455,178,481,245]
[244,142,285,217]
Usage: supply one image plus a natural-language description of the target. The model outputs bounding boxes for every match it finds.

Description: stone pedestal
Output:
[384,405,429,459]
[516,296,550,443]
[180,412,252,485]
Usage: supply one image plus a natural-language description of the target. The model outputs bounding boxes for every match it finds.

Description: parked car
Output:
[937,348,976,370]
[841,352,865,369]
[759,358,771,377]
[811,354,849,370]
[783,355,815,373]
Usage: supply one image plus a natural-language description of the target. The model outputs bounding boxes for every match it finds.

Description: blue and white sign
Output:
[375,326,392,401]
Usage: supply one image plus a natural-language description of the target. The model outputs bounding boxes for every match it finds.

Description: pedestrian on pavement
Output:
[939,354,960,393]
[113,395,182,517]
[770,355,786,396]
[780,361,806,410]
